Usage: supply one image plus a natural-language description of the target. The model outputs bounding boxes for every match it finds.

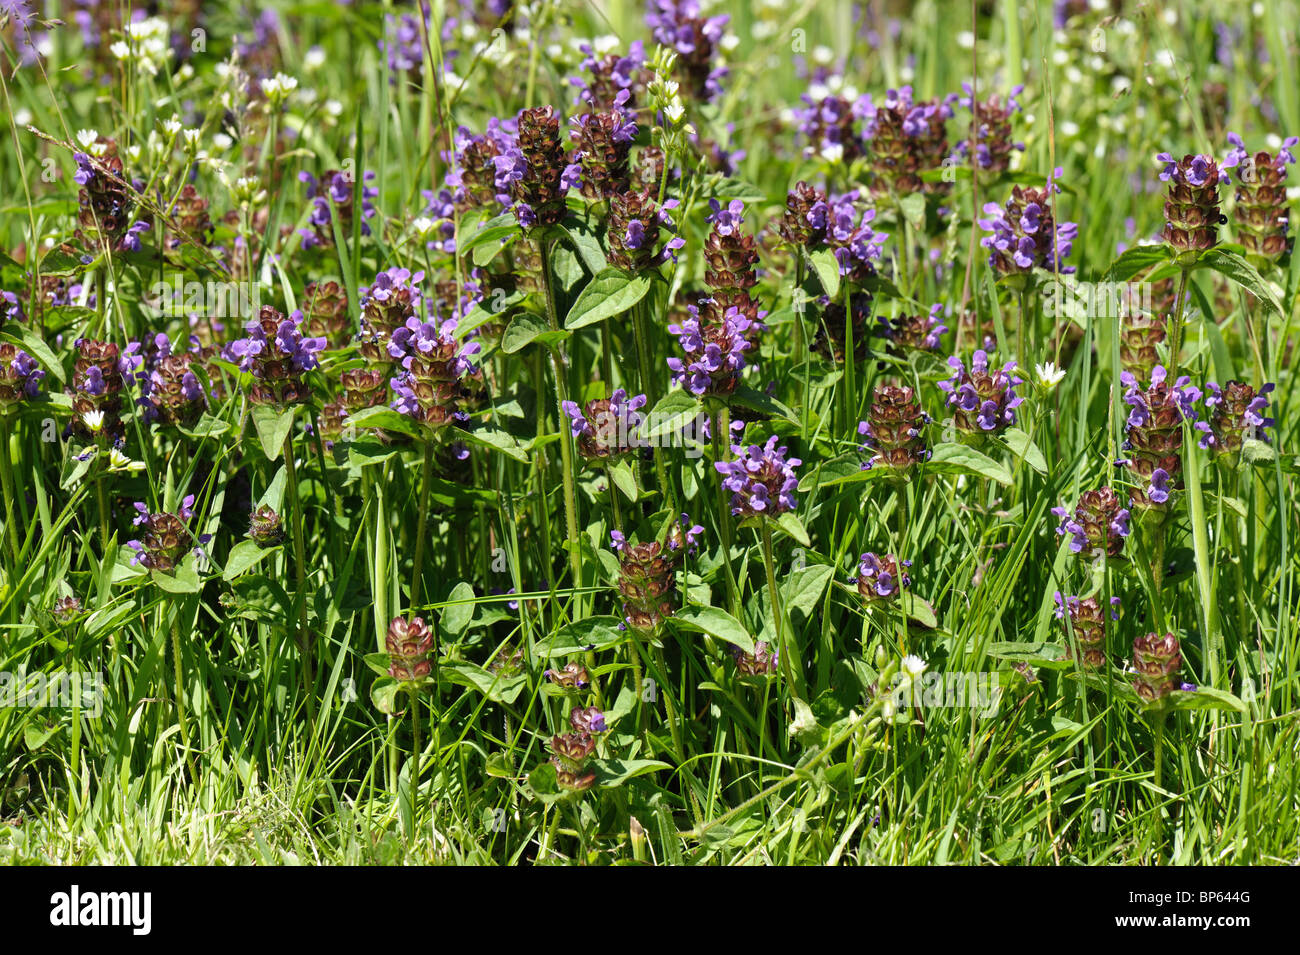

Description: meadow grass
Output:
[0,0,1296,866]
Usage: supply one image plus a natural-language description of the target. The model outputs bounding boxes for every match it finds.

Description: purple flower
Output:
[714,435,801,520]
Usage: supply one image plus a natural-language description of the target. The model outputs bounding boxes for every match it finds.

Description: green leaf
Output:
[782,564,833,620]
[641,389,703,438]
[1240,437,1276,467]
[729,385,798,424]
[537,615,626,656]
[251,403,298,461]
[561,224,608,274]
[589,758,671,788]
[39,246,86,275]
[698,176,767,202]
[1168,686,1247,714]
[774,512,811,548]
[1,326,64,385]
[997,428,1047,475]
[1105,244,1173,283]
[456,422,530,462]
[901,593,939,629]
[501,312,569,353]
[898,192,926,230]
[151,561,202,594]
[370,677,402,715]
[563,267,652,330]
[928,442,1014,486]
[459,214,519,255]
[177,413,230,440]
[441,662,526,704]
[986,641,1069,667]
[363,652,392,678]
[526,762,566,805]
[24,721,61,751]
[671,604,755,653]
[222,539,275,581]
[607,458,638,502]
[807,247,840,300]
[440,581,476,637]
[1199,249,1284,318]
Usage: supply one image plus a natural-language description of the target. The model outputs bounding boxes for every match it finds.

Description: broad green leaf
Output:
[440,581,476,637]
[222,539,276,581]
[1199,249,1284,318]
[774,511,811,548]
[1105,243,1173,283]
[672,604,755,653]
[641,389,703,438]
[537,615,625,656]
[807,247,840,299]
[502,312,569,352]
[928,442,1014,486]
[251,403,298,461]
[590,758,671,788]
[563,267,652,330]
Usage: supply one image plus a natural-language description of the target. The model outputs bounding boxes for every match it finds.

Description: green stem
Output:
[632,298,672,506]
[0,418,21,563]
[172,620,199,784]
[761,521,802,701]
[1168,266,1191,383]
[711,406,739,612]
[411,441,435,606]
[283,431,315,726]
[537,239,584,614]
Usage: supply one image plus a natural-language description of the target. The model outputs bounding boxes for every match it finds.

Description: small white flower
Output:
[183,128,201,148]
[1035,362,1067,390]
[212,132,233,150]
[901,655,927,680]
[163,116,183,136]
[820,143,844,164]
[304,47,326,71]
[75,129,100,148]
[110,41,132,62]
[82,409,105,434]
[411,216,436,238]
[262,72,298,104]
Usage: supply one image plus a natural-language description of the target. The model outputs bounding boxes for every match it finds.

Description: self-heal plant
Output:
[562,389,648,461]
[226,306,326,405]
[1120,366,1200,510]
[1155,152,1226,258]
[1196,381,1275,463]
[937,349,1023,438]
[977,172,1077,279]
[716,436,803,696]
[878,305,947,355]
[666,303,756,397]
[852,552,910,603]
[1054,593,1121,669]
[606,191,684,271]
[494,105,581,230]
[1052,488,1131,559]
[714,435,801,521]
[858,384,931,475]
[1222,132,1297,266]
[359,267,424,367]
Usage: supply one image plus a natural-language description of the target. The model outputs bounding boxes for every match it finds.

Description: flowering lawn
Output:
[0,0,1297,866]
